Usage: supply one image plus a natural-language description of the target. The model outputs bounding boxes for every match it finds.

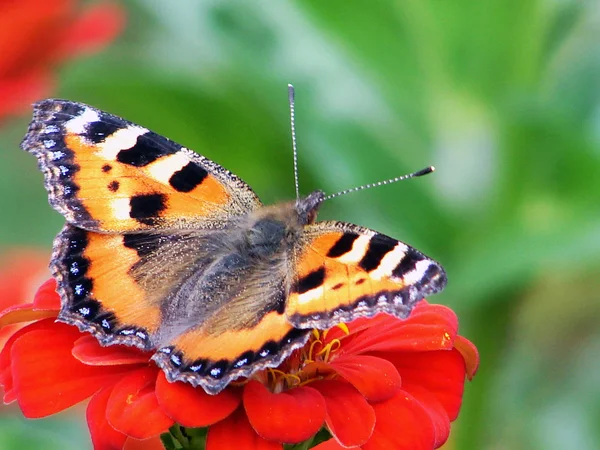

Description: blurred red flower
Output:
[0,0,125,122]
[0,249,52,348]
[0,250,50,403]
[0,278,478,450]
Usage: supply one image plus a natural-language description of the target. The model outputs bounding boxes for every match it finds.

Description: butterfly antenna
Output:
[288,84,300,200]
[324,166,435,201]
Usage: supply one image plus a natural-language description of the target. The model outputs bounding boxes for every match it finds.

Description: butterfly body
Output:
[151,192,324,342]
[22,99,446,394]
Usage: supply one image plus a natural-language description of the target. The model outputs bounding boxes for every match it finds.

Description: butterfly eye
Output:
[295,191,325,225]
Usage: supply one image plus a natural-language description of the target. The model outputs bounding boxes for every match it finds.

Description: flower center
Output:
[264,324,349,393]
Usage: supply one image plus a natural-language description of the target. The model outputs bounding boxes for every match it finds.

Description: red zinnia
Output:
[0,250,50,404]
[0,250,50,345]
[0,278,478,449]
[0,0,125,122]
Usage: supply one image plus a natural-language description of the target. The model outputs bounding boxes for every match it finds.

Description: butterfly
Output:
[21,90,446,394]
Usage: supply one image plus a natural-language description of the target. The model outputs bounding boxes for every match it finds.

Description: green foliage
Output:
[0,415,88,450]
[1,0,599,449]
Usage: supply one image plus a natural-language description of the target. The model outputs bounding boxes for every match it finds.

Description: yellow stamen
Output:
[258,324,350,392]
[337,323,350,335]
[316,338,341,362]
[283,373,302,387]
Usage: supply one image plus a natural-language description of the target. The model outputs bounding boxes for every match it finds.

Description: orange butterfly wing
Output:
[22,99,446,396]
[286,221,447,329]
[23,99,261,233]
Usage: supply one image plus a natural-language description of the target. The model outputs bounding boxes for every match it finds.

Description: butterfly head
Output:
[296,190,325,225]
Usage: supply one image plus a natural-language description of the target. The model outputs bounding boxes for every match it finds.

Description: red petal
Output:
[0,304,57,328]
[106,367,173,439]
[340,304,458,355]
[362,391,435,450]
[206,406,282,450]
[155,371,240,428]
[0,318,57,404]
[401,385,450,447]
[33,278,60,310]
[313,440,360,450]
[0,71,54,119]
[0,251,49,310]
[312,380,375,447]
[243,380,326,444]
[384,349,468,421]
[10,322,130,417]
[327,355,401,402]
[454,335,479,380]
[0,279,59,329]
[0,0,70,74]
[0,324,23,360]
[87,386,128,450]
[72,335,149,366]
[124,436,165,450]
[58,2,126,58]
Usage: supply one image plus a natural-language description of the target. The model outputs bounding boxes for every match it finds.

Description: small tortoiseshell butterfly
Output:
[22,89,446,394]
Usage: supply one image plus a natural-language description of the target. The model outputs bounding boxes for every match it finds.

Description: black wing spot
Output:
[169,162,208,192]
[327,233,359,257]
[391,248,424,279]
[72,299,99,318]
[359,234,397,272]
[86,120,122,144]
[186,359,209,374]
[117,133,171,167]
[294,267,326,294]
[54,102,86,118]
[107,180,119,192]
[66,227,88,252]
[233,351,255,369]
[208,360,229,379]
[102,164,112,172]
[129,193,167,223]
[123,233,166,257]
[71,278,93,302]
[96,311,118,331]
[57,163,78,180]
[258,341,278,359]
[168,351,184,368]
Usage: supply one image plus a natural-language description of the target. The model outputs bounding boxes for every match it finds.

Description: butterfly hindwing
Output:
[22,99,261,233]
[152,313,310,394]
[54,220,312,395]
[53,224,161,349]
[286,221,447,329]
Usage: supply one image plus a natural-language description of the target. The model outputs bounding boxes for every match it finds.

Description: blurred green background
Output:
[1,1,600,449]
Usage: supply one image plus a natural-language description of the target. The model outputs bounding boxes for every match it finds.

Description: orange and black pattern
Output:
[22,99,446,395]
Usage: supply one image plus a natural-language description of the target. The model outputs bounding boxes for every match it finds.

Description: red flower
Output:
[0,0,125,122]
[0,250,50,403]
[0,278,478,449]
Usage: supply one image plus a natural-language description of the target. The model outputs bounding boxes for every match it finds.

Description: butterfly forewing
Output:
[22,99,261,233]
